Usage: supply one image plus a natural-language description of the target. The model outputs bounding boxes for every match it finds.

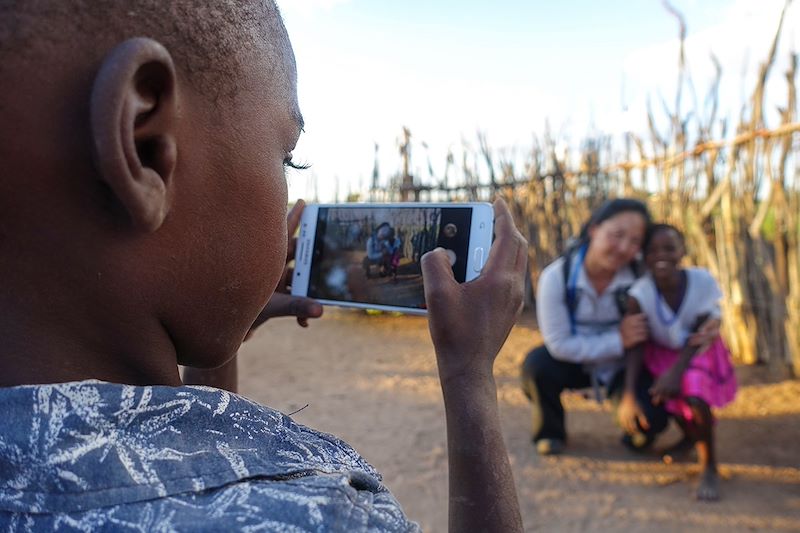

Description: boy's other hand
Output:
[249,293,322,332]
[245,200,322,340]
[421,198,526,384]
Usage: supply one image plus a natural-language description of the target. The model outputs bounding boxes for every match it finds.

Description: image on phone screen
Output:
[307,206,472,310]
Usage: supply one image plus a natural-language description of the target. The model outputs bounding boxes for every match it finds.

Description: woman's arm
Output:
[536,265,647,364]
[536,265,622,363]
[618,297,649,435]
[622,297,644,394]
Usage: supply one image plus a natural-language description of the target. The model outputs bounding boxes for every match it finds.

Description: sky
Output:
[278,0,799,202]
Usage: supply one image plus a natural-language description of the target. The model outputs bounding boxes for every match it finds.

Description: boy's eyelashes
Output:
[283,154,311,171]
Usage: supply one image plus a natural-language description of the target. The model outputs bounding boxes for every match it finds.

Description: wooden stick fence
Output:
[369,2,800,376]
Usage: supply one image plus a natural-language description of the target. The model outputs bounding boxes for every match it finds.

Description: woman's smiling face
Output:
[586,211,647,275]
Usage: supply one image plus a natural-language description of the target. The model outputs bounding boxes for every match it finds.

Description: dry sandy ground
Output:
[239,309,800,533]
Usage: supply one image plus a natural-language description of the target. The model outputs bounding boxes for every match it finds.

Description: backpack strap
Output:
[565,251,634,333]
[563,245,587,335]
[562,251,573,306]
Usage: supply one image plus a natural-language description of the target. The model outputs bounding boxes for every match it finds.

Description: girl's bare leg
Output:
[687,397,719,501]
[661,416,695,464]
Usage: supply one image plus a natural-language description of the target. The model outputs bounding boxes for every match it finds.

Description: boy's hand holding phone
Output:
[246,200,322,339]
[291,201,493,313]
[422,198,526,383]
[421,197,525,533]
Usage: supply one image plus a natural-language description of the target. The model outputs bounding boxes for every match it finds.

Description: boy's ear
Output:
[90,38,179,232]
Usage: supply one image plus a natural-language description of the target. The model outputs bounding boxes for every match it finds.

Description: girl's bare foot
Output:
[696,468,720,501]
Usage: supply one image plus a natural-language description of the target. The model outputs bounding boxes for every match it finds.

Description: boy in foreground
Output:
[0,1,526,531]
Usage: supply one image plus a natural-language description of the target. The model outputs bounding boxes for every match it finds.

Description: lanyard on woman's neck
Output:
[566,244,588,335]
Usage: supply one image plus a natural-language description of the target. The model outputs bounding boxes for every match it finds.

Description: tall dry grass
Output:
[375,2,799,376]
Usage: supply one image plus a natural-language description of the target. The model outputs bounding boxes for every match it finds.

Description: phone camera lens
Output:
[443,223,457,238]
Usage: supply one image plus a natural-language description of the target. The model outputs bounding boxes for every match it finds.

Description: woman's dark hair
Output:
[643,223,684,253]
[578,198,651,242]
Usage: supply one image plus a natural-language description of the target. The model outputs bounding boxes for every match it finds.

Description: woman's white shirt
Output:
[536,255,637,371]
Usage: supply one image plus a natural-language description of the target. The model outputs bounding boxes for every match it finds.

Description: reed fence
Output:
[371,1,799,376]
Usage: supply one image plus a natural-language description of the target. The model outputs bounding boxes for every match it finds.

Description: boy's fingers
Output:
[287,199,305,237]
[287,237,298,261]
[279,296,322,322]
[638,413,650,431]
[421,248,457,293]
[483,198,527,273]
[492,197,514,234]
[275,266,290,292]
[262,293,322,321]
[293,297,323,319]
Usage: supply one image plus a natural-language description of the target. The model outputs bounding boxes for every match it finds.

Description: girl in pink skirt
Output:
[618,224,736,501]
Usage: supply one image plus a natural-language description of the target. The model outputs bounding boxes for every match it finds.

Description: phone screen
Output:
[307,206,473,310]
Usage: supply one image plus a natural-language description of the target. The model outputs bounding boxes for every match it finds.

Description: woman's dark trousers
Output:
[520,344,668,445]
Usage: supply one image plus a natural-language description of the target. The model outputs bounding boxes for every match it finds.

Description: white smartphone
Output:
[292,203,494,315]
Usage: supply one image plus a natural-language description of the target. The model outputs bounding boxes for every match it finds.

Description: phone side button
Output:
[299,241,308,264]
[473,247,485,272]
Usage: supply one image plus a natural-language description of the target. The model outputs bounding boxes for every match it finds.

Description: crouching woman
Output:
[521,199,667,455]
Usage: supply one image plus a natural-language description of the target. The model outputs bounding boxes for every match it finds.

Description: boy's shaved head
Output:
[0,0,302,385]
[0,0,287,96]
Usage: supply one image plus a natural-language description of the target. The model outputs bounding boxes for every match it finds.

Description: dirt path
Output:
[239,309,800,532]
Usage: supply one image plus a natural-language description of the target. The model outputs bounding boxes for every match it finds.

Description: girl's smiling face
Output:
[645,227,685,281]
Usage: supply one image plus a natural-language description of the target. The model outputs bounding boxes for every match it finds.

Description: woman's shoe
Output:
[535,438,565,456]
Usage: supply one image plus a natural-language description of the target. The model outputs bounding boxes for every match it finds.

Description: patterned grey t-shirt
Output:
[0,381,420,532]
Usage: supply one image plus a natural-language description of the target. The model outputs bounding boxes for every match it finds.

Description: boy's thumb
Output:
[421,248,456,286]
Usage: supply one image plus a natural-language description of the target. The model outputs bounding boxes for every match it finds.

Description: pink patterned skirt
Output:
[644,337,737,422]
